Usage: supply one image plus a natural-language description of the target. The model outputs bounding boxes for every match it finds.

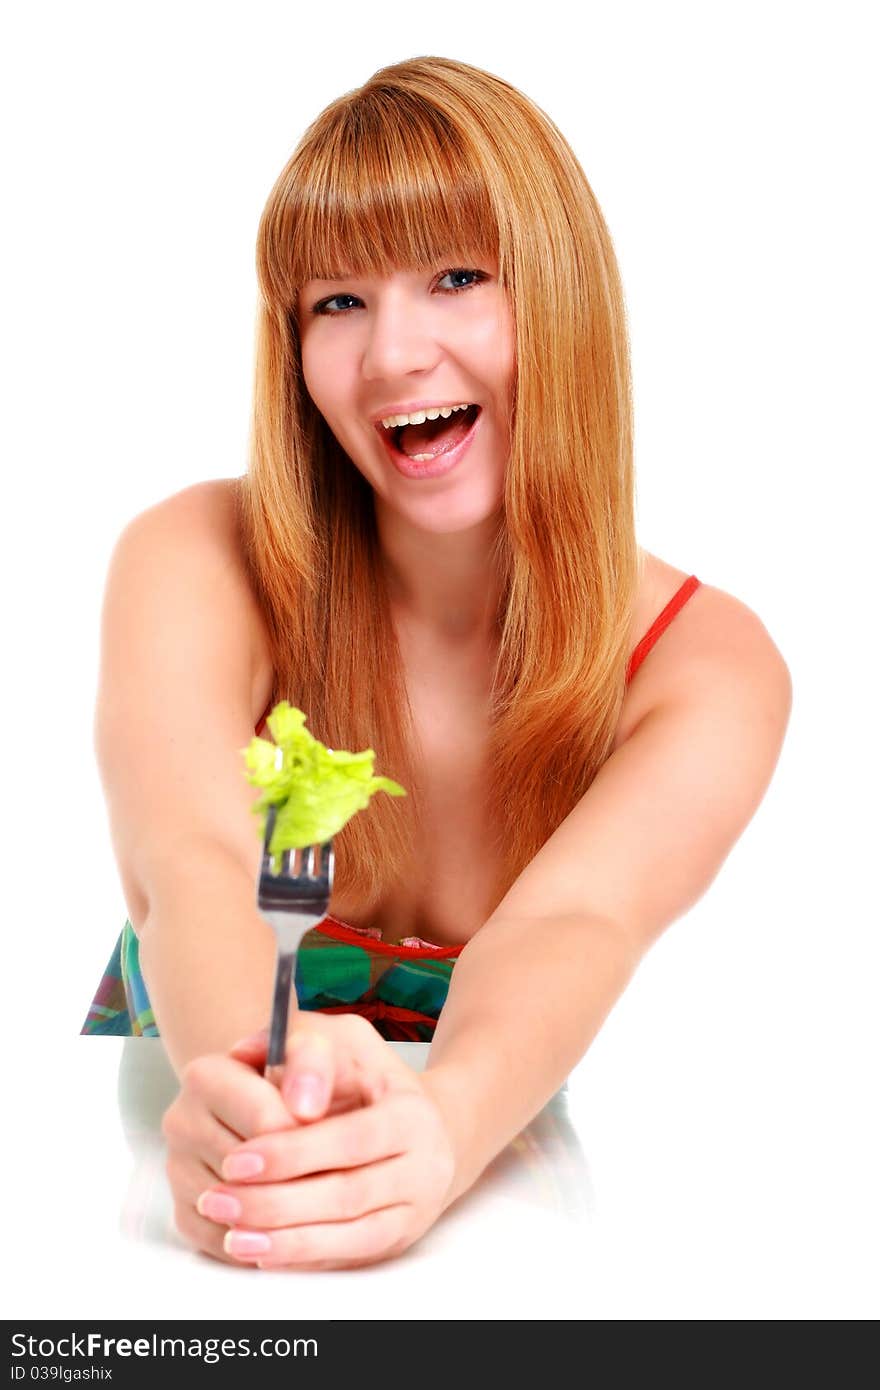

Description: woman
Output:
[83,56,792,1270]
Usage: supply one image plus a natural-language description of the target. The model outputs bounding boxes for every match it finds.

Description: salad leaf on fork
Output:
[241,701,406,866]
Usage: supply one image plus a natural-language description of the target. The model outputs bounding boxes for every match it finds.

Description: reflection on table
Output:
[116,1037,595,1251]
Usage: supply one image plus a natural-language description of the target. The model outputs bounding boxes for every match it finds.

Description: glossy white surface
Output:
[22,1039,595,1320]
[9,993,877,1320]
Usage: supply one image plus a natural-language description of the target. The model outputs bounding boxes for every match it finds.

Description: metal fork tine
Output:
[262,803,278,875]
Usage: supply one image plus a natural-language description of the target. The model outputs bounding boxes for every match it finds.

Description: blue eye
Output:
[437,268,488,292]
[309,268,488,316]
[312,293,361,316]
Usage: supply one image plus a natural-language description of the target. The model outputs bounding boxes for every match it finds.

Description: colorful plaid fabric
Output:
[81,932,135,1036]
[80,915,462,1043]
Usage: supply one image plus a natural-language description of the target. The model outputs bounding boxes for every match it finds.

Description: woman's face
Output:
[296,255,515,534]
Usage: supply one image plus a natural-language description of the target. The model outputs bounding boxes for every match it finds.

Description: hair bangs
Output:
[260,89,500,309]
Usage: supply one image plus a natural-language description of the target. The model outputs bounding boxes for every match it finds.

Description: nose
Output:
[361,285,442,383]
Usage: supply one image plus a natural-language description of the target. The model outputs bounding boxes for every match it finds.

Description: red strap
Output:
[315,916,464,959]
[626,575,701,685]
[317,1000,437,1041]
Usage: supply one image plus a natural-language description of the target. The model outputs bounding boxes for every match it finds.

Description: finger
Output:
[222,1091,412,1183]
[172,1196,256,1269]
[223,1204,410,1269]
[280,1026,338,1121]
[162,1097,246,1179]
[214,1063,384,1185]
[198,1154,411,1231]
[228,1028,270,1068]
[232,1031,381,1115]
[283,1044,386,1116]
[168,1153,226,1211]
[180,1054,295,1140]
[283,1015,394,1116]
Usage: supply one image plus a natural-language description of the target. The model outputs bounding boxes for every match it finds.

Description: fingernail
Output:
[223,1151,265,1180]
[197,1191,242,1222]
[225,1230,271,1257]
[285,1072,326,1118]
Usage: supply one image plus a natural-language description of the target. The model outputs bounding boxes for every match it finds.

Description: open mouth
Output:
[379,404,481,462]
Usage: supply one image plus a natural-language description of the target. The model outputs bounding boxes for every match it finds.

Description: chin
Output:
[347,439,504,534]
[399,486,503,536]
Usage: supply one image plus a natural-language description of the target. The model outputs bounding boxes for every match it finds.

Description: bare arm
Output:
[94,480,280,1075]
[423,604,794,1202]
[137,847,278,1072]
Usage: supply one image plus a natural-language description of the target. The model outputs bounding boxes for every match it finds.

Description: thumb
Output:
[281,1027,336,1121]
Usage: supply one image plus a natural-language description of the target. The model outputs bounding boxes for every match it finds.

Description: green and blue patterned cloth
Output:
[81,916,462,1043]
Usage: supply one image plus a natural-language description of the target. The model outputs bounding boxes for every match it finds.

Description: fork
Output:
[256,803,334,1088]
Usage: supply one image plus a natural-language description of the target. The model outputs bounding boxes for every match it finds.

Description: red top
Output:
[625,574,702,684]
[254,575,702,735]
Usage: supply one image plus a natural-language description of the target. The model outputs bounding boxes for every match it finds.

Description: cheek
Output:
[299,344,319,407]
[469,306,516,400]
[300,343,330,411]
[300,349,353,427]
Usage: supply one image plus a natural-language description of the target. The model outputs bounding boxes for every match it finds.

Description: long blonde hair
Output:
[237,56,640,921]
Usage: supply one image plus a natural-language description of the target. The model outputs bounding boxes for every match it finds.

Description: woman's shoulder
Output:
[136,474,241,544]
[124,476,274,726]
[622,551,790,738]
[123,477,256,604]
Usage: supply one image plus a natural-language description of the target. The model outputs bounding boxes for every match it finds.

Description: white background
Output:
[2,0,877,1321]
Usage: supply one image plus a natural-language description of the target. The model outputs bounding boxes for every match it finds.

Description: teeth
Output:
[380,402,472,431]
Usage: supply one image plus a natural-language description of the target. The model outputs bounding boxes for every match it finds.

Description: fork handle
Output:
[265,949,296,1083]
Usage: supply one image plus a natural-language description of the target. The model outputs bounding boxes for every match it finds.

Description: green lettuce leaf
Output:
[240,701,406,865]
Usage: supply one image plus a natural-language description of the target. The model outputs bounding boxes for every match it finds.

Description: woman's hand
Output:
[162,1014,459,1270]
